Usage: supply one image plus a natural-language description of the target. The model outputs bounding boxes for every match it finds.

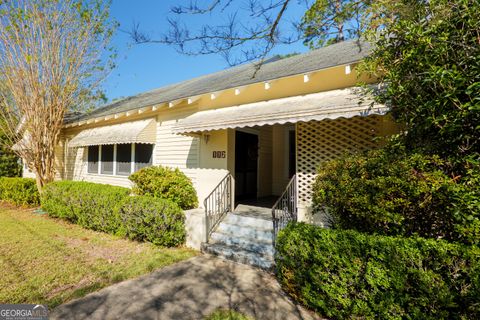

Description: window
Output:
[88,146,99,173]
[116,144,132,176]
[135,144,153,172]
[101,145,114,174]
[87,143,153,176]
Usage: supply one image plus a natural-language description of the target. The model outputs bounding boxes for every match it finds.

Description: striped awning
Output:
[172,87,388,134]
[68,118,157,147]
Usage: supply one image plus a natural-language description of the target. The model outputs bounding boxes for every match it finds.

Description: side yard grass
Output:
[0,205,197,308]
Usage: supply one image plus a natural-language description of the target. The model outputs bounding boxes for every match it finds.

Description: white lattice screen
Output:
[296,115,386,207]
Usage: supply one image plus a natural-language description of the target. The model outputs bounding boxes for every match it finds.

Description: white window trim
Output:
[131,143,136,174]
[113,144,118,175]
[98,145,102,175]
[100,144,115,175]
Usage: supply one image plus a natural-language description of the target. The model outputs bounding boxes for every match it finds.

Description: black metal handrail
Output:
[204,173,233,243]
[272,175,297,246]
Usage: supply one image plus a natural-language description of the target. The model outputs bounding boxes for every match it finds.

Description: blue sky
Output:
[103,0,310,101]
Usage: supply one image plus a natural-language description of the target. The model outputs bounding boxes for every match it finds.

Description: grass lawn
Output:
[0,205,197,308]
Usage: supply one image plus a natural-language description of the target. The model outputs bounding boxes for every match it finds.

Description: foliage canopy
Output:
[361,0,480,165]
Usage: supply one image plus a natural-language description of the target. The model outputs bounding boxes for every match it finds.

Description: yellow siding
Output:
[155,114,199,169]
[61,110,231,206]
[56,63,387,208]
[194,129,230,207]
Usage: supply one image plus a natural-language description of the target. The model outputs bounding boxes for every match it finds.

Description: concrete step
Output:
[223,213,273,229]
[210,231,274,255]
[216,223,273,242]
[202,242,274,270]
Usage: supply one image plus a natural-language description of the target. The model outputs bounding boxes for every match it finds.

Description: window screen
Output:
[88,146,99,174]
[101,145,114,174]
[116,144,132,176]
[135,144,153,172]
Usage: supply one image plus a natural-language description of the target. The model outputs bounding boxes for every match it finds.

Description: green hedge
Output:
[129,166,198,210]
[276,223,480,320]
[0,152,21,177]
[41,180,186,247]
[0,130,21,177]
[313,147,480,245]
[41,181,130,234]
[118,196,186,247]
[0,177,39,206]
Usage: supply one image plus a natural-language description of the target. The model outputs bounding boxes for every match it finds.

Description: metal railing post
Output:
[204,198,209,243]
[204,173,233,244]
[271,174,298,246]
[230,175,235,212]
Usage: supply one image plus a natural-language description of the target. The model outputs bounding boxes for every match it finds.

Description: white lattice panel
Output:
[296,115,384,206]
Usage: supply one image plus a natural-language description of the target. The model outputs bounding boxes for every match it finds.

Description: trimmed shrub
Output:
[0,177,39,206]
[118,196,186,247]
[41,181,130,233]
[313,146,480,245]
[41,180,186,247]
[129,166,198,210]
[276,223,480,319]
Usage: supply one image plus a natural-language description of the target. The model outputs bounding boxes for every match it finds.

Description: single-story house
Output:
[22,40,397,259]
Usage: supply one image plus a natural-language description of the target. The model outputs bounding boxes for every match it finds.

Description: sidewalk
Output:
[51,255,322,320]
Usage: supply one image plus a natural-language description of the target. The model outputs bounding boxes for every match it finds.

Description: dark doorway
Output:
[235,131,258,201]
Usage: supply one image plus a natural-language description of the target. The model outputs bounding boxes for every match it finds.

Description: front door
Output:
[235,131,258,200]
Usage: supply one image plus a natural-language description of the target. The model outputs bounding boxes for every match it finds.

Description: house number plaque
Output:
[212,151,226,158]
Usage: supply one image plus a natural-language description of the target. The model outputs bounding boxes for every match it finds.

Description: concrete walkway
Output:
[51,255,322,320]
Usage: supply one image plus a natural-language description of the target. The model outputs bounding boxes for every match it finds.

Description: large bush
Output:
[363,0,480,163]
[41,181,130,233]
[129,166,198,210]
[313,146,480,245]
[276,223,480,319]
[0,177,39,206]
[118,196,186,247]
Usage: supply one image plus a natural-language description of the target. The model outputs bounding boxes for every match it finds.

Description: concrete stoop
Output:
[202,212,274,270]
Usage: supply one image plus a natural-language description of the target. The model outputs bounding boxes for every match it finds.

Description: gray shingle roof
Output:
[69,39,370,123]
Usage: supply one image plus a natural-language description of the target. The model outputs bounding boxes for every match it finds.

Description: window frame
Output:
[87,143,154,176]
[134,143,154,172]
[116,143,133,176]
[100,144,114,175]
[87,145,100,174]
